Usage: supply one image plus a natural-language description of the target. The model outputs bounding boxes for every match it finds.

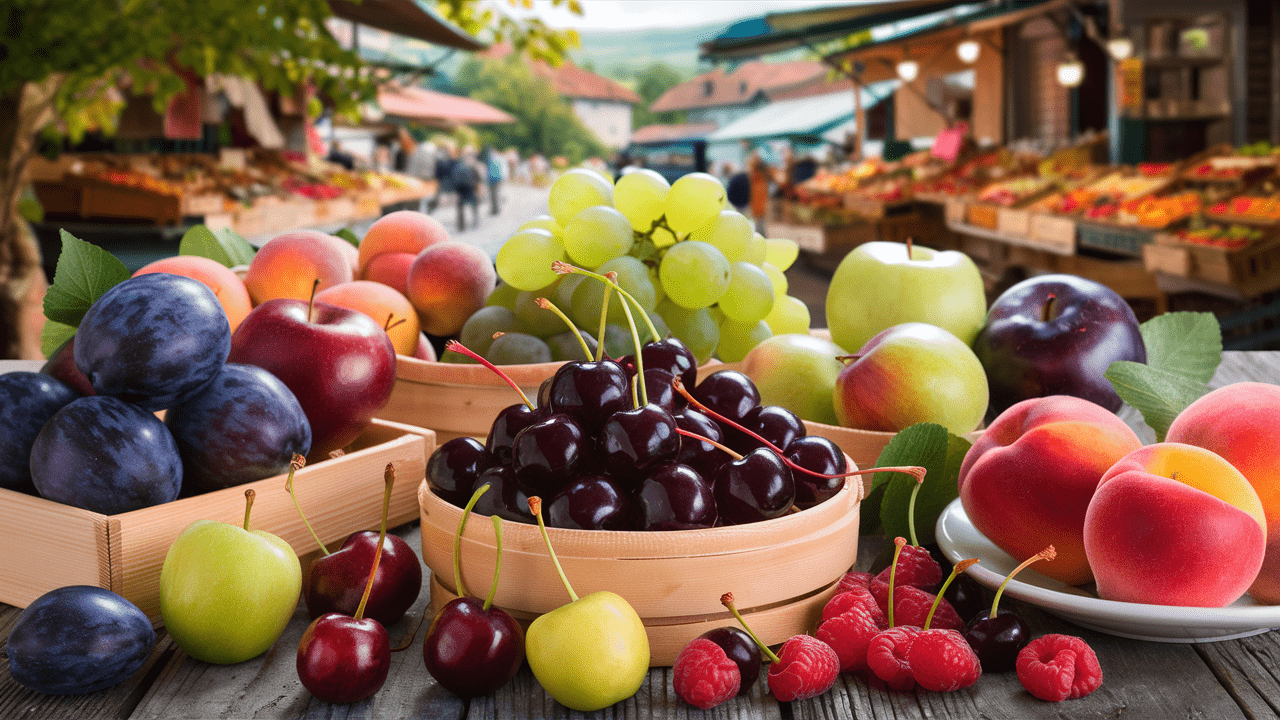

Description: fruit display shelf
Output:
[1145,224,1280,298]
[418,475,859,666]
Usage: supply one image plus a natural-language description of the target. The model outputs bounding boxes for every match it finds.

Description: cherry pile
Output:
[427,347,852,530]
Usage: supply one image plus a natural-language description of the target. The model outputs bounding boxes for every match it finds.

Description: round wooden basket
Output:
[418,474,862,666]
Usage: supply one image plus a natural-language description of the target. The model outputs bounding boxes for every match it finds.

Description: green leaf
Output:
[334,227,360,247]
[42,230,131,327]
[179,225,256,267]
[1105,361,1214,441]
[1140,311,1222,383]
[866,423,972,546]
[40,320,77,359]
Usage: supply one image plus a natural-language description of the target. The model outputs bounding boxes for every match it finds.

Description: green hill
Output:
[569,23,729,81]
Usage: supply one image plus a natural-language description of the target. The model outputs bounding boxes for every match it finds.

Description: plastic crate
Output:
[1076,220,1158,257]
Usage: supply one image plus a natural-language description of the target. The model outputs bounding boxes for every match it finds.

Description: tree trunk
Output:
[0,85,47,360]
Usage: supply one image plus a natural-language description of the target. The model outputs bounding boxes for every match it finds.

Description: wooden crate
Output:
[180,193,226,217]
[997,207,1032,237]
[1076,219,1159,257]
[79,178,182,225]
[966,203,1000,230]
[0,415,433,620]
[1145,234,1280,298]
[944,197,968,225]
[1028,213,1078,255]
[764,219,832,255]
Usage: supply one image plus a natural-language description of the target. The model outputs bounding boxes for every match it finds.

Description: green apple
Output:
[525,498,648,711]
[834,322,988,435]
[159,490,302,665]
[825,240,986,353]
[740,333,847,425]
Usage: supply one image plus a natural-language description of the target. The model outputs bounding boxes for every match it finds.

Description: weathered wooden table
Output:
[4,353,1280,719]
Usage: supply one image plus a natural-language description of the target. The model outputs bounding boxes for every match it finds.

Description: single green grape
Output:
[717,317,772,362]
[690,210,753,262]
[764,295,811,336]
[563,205,634,269]
[485,281,521,310]
[614,168,670,232]
[495,228,566,291]
[514,287,566,338]
[459,306,522,357]
[546,330,597,362]
[548,168,613,225]
[568,256,656,329]
[485,332,552,365]
[761,262,787,299]
[553,273,587,312]
[765,238,800,270]
[741,232,768,265]
[518,214,564,238]
[718,262,774,323]
[658,240,730,309]
[664,172,726,235]
[657,299,719,364]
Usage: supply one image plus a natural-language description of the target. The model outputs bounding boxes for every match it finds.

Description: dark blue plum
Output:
[0,372,81,493]
[74,273,230,410]
[30,396,183,514]
[165,363,311,493]
[8,585,155,695]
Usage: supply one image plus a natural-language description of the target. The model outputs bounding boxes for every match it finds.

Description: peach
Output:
[405,240,496,337]
[326,234,360,275]
[1084,442,1266,606]
[1167,382,1280,602]
[361,252,416,296]
[357,210,449,278]
[313,280,421,356]
[133,256,253,332]
[243,230,353,305]
[957,395,1143,585]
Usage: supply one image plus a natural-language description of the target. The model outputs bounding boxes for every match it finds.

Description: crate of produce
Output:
[966,203,1000,230]
[1146,224,1280,297]
[1076,218,1160,257]
[0,410,434,621]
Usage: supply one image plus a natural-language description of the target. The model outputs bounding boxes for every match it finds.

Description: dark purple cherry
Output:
[486,403,543,465]
[962,608,1029,673]
[691,370,760,423]
[674,409,729,481]
[698,626,761,695]
[537,377,553,409]
[633,462,717,530]
[423,597,524,696]
[728,404,805,455]
[547,475,631,530]
[427,437,491,507]
[711,448,794,525]
[785,435,846,509]
[298,613,390,703]
[512,413,588,495]
[600,404,679,481]
[639,368,681,413]
[470,465,534,524]
[548,360,630,430]
[305,531,423,627]
[641,338,698,389]
[945,572,989,623]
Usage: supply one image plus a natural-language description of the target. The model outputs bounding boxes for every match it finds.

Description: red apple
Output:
[228,299,396,456]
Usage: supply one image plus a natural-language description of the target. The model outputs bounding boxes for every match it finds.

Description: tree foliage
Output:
[454,55,606,164]
[436,0,583,66]
[628,62,688,128]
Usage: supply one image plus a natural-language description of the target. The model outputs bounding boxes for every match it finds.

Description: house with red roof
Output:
[530,60,643,150]
[648,60,828,129]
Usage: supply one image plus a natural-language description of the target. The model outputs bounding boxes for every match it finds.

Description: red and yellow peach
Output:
[243,230,353,305]
[405,240,496,337]
[356,210,449,278]
[133,256,252,332]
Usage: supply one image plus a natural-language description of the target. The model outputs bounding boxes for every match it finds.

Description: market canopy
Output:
[700,1,965,60]
[707,83,895,143]
[377,84,515,126]
[327,0,486,51]
[631,123,718,145]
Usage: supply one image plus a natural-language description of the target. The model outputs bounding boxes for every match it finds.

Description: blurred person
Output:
[482,145,504,216]
[748,150,772,232]
[453,146,482,231]
[725,162,749,214]
[326,140,354,170]
[429,143,457,213]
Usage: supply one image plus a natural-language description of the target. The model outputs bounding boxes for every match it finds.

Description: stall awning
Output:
[707,83,895,143]
[327,0,486,51]
[701,1,965,60]
[631,123,718,145]
[377,85,515,125]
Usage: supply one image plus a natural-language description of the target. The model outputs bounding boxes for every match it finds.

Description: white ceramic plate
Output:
[935,498,1280,643]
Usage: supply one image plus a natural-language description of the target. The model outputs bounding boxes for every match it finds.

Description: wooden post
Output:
[853,77,865,159]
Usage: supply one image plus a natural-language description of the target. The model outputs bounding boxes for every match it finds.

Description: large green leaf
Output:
[42,230,130,327]
[178,225,256,267]
[1106,361,1214,441]
[863,423,972,546]
[1140,311,1222,383]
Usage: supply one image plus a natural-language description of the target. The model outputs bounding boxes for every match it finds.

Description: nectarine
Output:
[133,256,252,332]
[405,241,496,337]
[357,210,449,278]
[243,230,353,305]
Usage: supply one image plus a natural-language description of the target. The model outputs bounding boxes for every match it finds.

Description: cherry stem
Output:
[285,454,329,556]
[675,427,743,461]
[672,378,925,500]
[907,475,925,548]
[552,260,661,342]
[453,484,491,600]
[991,546,1055,620]
[353,464,394,621]
[444,340,535,410]
[606,271,649,408]
[721,592,781,664]
[924,558,979,630]
[535,297,592,361]
[243,489,256,532]
[596,276,613,363]
[484,515,503,612]
[888,536,906,628]
[529,496,578,603]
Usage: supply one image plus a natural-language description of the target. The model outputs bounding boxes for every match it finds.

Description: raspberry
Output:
[873,584,964,630]
[767,634,840,702]
[816,604,882,673]
[821,587,885,627]
[837,570,874,592]
[873,544,942,591]
[1016,634,1103,702]
[673,638,740,709]
[908,629,982,692]
[866,626,919,691]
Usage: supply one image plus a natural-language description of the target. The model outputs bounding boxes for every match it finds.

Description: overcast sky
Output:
[516,0,859,30]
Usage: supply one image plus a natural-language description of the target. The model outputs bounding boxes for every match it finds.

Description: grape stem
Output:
[444,340,535,410]
[535,297,593,361]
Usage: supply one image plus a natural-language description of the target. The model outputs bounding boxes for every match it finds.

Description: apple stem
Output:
[444,340,535,410]
[990,545,1055,620]
[552,260,661,342]
[353,463,394,622]
[308,278,320,317]
[907,474,925,548]
[924,558,979,630]
[888,536,906,627]
[243,489,256,532]
[453,484,492,600]
[484,515,503,612]
[675,427,743,461]
[528,496,578,603]
[721,592,781,664]
[535,297,592,361]
[284,454,330,556]
[834,354,864,364]
[905,236,914,259]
